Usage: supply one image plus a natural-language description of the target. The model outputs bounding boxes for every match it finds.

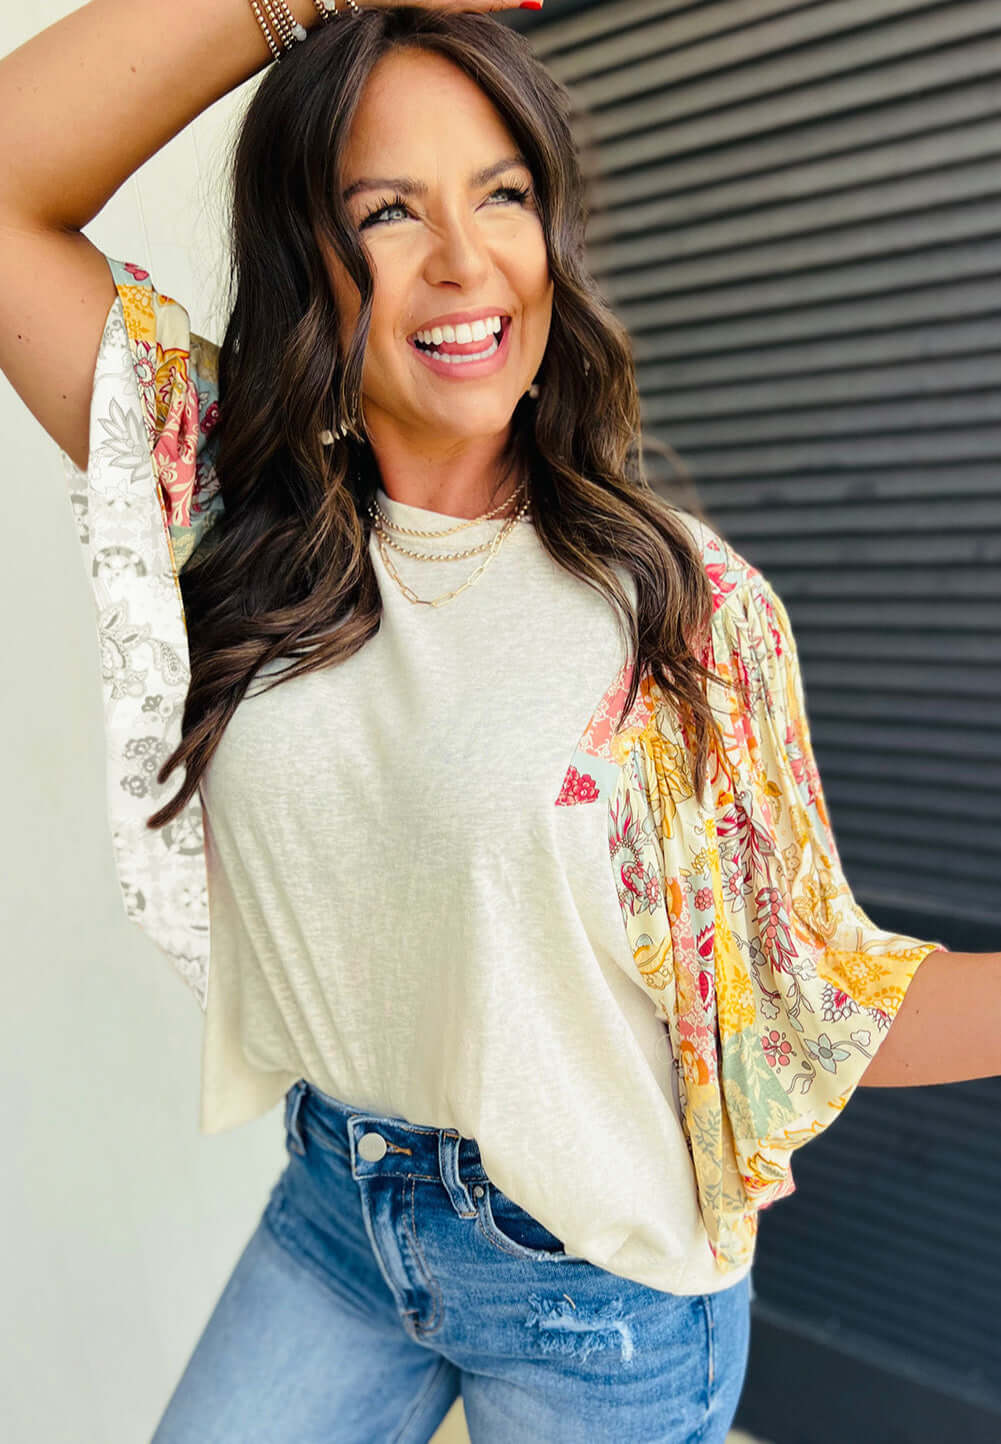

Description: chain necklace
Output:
[371,481,525,539]
[371,481,528,561]
[367,481,531,609]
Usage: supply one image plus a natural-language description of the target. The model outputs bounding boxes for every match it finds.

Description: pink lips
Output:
[408,317,511,379]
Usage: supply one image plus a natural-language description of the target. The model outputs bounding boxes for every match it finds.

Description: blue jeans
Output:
[152,1079,751,1443]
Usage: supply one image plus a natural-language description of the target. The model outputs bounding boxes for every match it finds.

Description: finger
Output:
[429,0,541,12]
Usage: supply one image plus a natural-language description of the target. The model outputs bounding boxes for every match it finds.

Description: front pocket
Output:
[476,1182,586,1263]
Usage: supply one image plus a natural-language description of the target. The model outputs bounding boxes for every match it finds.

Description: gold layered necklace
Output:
[367,480,531,609]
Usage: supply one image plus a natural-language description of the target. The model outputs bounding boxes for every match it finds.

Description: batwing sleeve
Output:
[613,519,951,1274]
[58,254,225,1010]
[688,564,948,1264]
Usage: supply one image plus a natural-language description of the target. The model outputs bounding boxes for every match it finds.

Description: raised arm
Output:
[0,0,322,472]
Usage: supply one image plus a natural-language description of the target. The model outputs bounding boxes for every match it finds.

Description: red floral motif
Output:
[731,642,751,700]
[124,262,150,282]
[785,725,823,814]
[151,352,201,528]
[616,858,661,912]
[705,560,740,610]
[696,920,715,961]
[717,794,776,899]
[698,969,715,1011]
[694,886,714,911]
[823,986,858,1023]
[762,1030,794,1068]
[555,764,599,806]
[608,791,662,914]
[201,399,219,435]
[754,886,797,974]
[722,867,745,906]
[620,861,646,902]
[759,592,784,657]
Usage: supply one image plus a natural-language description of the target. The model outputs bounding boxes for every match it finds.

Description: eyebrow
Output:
[342,154,531,204]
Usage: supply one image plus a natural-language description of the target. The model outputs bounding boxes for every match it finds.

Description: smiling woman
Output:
[136,7,721,842]
[1,0,990,1440]
[319,47,555,492]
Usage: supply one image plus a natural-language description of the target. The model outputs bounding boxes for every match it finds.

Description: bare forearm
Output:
[0,0,321,231]
[859,949,1001,1087]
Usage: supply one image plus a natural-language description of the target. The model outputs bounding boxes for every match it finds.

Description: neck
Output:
[365,416,523,520]
[378,471,524,521]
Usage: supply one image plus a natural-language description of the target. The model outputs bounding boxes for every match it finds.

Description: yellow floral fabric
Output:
[571,517,945,1271]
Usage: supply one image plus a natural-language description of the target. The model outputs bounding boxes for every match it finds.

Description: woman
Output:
[0,2,997,1441]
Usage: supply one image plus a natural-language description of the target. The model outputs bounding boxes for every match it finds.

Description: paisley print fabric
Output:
[61,255,943,1274]
[60,258,223,1005]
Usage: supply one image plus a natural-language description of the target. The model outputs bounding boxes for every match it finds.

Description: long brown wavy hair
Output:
[147,5,724,832]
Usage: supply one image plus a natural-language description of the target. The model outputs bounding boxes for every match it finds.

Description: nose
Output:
[422,209,493,292]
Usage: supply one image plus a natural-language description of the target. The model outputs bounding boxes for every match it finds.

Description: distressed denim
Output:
[152,1079,751,1443]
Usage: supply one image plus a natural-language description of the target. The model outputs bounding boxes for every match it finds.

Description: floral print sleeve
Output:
[59,255,224,1007]
[603,519,947,1273]
[104,257,224,580]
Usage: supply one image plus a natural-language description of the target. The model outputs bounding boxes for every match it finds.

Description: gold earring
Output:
[319,420,350,446]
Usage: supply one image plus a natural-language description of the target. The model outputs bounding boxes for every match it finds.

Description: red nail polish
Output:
[519,2,543,8]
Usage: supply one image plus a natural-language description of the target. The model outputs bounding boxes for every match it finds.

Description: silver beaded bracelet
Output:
[250,0,362,63]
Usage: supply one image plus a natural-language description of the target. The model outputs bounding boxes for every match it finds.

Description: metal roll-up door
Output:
[504,4,1001,1439]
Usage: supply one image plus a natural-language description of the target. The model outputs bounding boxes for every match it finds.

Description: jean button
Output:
[357,1131,388,1161]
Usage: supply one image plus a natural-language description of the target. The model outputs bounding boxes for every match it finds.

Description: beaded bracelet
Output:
[249,0,362,63]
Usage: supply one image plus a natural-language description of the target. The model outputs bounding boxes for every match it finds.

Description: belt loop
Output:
[438,1130,476,1216]
[284,1079,308,1156]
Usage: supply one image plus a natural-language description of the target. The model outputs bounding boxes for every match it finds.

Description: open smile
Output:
[407,316,512,379]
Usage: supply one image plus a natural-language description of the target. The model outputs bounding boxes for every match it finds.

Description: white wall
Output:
[0,6,291,1439]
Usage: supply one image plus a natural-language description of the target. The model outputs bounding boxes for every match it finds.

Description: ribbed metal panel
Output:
[507,0,1001,931]
[505,3,1001,1433]
[751,1075,1001,1409]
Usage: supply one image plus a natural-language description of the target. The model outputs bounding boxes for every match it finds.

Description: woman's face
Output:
[324,48,554,453]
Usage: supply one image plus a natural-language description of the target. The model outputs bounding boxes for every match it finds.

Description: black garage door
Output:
[504,4,1001,1438]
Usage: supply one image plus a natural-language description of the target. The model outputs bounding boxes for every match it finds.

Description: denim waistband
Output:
[285,1078,491,1195]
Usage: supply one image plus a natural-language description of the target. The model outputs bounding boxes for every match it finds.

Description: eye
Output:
[359,192,411,230]
[358,182,534,231]
[488,183,532,207]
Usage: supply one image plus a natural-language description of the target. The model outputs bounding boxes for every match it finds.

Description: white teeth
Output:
[412,315,504,346]
[421,336,500,364]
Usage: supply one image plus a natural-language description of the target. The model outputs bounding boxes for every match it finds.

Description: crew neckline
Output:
[373,485,533,532]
